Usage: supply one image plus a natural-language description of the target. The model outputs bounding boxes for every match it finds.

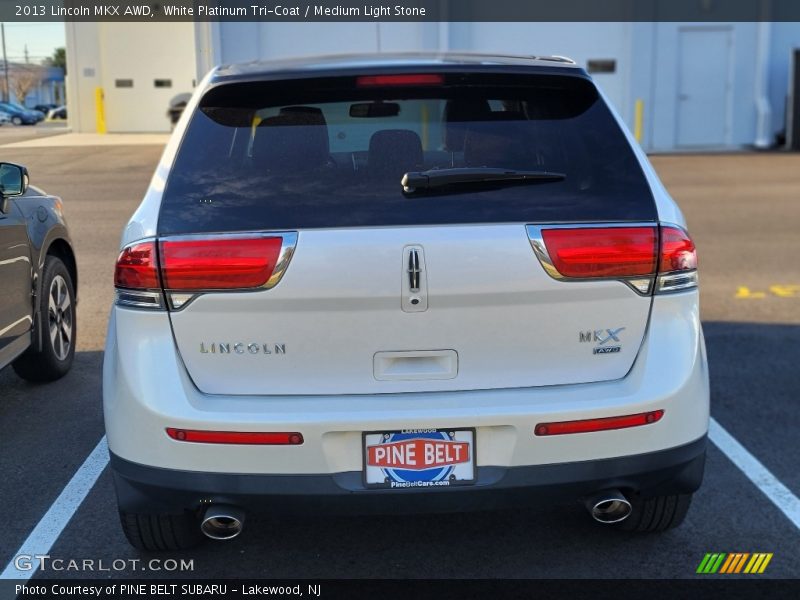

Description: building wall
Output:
[63,20,800,148]
[66,22,195,132]
[196,21,800,152]
[65,21,100,133]
[632,23,762,151]
[768,23,800,141]
[194,22,443,77]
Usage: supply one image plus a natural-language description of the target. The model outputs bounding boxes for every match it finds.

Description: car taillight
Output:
[540,227,657,278]
[657,225,698,293]
[114,233,296,310]
[114,241,160,289]
[160,237,282,290]
[531,224,697,295]
[356,74,443,87]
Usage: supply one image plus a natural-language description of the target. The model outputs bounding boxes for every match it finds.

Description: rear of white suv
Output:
[103,54,708,551]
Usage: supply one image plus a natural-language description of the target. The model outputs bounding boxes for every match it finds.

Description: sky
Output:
[2,22,66,64]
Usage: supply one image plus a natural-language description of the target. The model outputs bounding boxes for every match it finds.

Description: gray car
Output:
[0,162,77,381]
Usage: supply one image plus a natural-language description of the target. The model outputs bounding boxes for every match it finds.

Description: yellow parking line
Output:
[735,287,766,299]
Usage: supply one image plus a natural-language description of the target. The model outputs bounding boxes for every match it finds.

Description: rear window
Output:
[158,73,656,235]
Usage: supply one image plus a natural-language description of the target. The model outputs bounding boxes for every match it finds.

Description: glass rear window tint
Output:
[158,73,656,235]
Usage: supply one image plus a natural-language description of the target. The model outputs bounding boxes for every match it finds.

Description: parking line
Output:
[709,418,800,530]
[0,436,109,581]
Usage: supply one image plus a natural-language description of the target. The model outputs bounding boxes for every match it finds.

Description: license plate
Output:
[363,428,476,489]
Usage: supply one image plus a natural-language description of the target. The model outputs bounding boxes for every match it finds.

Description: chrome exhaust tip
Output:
[200,505,245,540]
[585,490,632,524]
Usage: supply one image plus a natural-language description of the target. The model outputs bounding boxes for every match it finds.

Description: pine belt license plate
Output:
[363,428,476,489]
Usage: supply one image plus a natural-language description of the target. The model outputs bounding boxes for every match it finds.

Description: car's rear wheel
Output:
[616,492,693,532]
[119,510,205,551]
[11,116,22,126]
[13,256,76,382]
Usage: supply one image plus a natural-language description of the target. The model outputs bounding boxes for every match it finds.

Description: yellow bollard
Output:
[634,99,643,144]
[95,87,107,134]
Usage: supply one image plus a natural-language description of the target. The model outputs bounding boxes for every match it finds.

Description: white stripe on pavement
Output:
[0,436,109,581]
[709,417,800,530]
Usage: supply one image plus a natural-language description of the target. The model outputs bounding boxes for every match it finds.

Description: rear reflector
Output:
[534,410,664,436]
[159,237,283,290]
[166,428,304,445]
[114,241,160,289]
[541,227,658,278]
[356,74,443,87]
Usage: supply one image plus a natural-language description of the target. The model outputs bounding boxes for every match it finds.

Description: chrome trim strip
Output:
[167,292,195,310]
[265,232,298,290]
[657,270,698,293]
[115,289,165,310]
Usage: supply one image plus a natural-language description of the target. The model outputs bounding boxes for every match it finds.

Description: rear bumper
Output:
[111,436,706,515]
[103,291,709,476]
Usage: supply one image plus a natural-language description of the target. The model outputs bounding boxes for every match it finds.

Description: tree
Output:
[10,65,44,105]
[48,47,66,74]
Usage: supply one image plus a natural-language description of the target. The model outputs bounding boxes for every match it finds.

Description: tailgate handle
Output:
[402,245,427,312]
[407,248,421,292]
[374,350,458,381]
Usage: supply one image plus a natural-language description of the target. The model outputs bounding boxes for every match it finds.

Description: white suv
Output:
[104,53,708,551]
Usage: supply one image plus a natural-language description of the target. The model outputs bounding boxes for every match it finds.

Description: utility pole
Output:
[1,24,8,102]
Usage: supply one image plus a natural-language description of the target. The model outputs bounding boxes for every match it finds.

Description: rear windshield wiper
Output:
[401,167,566,194]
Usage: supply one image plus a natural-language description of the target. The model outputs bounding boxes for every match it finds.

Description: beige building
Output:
[65,22,195,132]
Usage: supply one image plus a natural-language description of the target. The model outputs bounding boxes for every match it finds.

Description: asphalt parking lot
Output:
[0,139,798,580]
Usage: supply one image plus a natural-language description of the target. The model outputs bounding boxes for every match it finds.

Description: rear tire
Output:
[13,256,76,382]
[616,492,693,532]
[119,510,204,551]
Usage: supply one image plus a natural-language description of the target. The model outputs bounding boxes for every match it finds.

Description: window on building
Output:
[586,60,616,74]
[154,79,173,88]
[115,79,134,88]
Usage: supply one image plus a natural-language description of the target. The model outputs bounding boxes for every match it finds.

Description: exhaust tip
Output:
[586,490,632,524]
[200,505,244,540]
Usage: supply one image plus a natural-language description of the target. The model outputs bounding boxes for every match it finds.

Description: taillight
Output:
[356,74,443,87]
[657,226,698,293]
[114,241,165,309]
[160,237,282,290]
[114,233,296,310]
[540,227,657,278]
[114,241,160,289]
[530,224,697,295]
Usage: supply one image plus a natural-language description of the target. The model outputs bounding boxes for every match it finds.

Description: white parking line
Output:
[710,417,800,530]
[0,436,109,581]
